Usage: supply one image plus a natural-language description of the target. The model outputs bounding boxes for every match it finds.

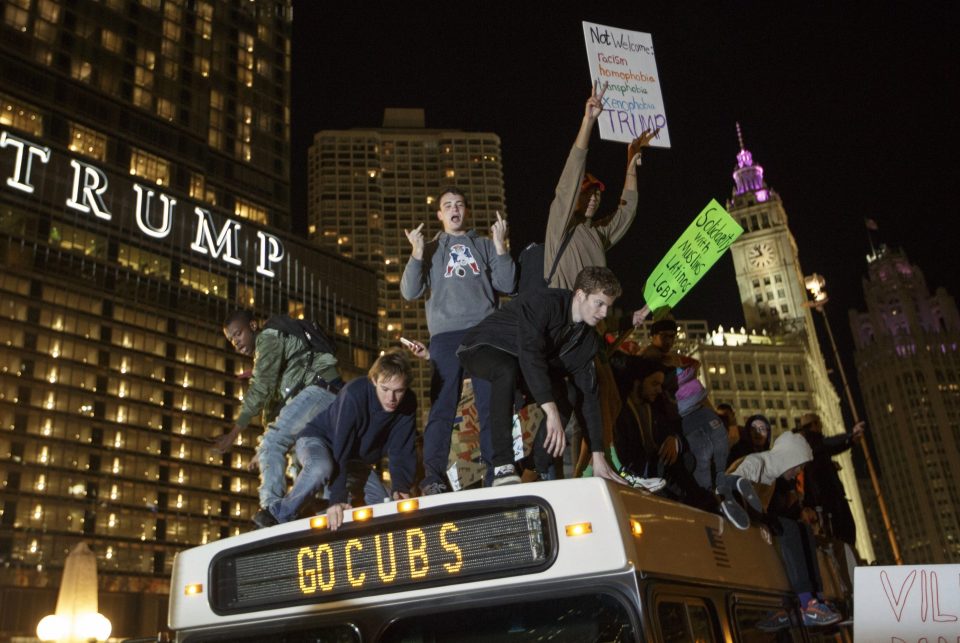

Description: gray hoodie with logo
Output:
[400,230,516,337]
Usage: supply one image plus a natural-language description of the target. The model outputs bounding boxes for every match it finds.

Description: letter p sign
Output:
[257,231,284,277]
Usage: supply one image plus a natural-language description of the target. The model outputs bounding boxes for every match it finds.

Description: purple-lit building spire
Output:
[733,122,766,196]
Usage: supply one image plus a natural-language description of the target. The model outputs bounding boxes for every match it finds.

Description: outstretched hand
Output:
[632,305,651,327]
[404,222,425,260]
[585,80,608,121]
[210,426,241,455]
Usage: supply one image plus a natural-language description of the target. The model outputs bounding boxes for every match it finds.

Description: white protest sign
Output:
[582,21,670,147]
[854,565,960,642]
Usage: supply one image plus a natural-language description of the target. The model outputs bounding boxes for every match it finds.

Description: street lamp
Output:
[36,542,112,642]
[804,273,903,564]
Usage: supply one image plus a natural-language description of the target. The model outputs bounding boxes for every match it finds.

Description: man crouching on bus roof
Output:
[281,350,417,530]
[457,266,629,486]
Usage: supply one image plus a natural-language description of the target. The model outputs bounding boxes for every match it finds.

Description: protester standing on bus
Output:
[796,413,864,548]
[730,431,843,629]
[457,266,627,486]
[215,311,341,529]
[283,350,418,531]
[401,187,516,494]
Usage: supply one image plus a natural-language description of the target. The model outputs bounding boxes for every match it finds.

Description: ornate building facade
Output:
[850,246,960,563]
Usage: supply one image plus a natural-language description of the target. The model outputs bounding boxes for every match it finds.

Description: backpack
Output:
[263,315,336,356]
[515,226,577,295]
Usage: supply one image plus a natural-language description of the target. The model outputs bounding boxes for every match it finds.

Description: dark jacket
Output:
[801,430,857,544]
[614,395,680,477]
[459,288,604,451]
[299,378,417,504]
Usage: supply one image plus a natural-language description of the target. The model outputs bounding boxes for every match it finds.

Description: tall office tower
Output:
[0,1,379,638]
[307,109,507,423]
[691,129,875,561]
[849,246,960,563]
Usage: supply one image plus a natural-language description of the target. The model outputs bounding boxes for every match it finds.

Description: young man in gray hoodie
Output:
[401,187,516,493]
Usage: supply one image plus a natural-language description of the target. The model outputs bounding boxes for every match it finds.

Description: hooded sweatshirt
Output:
[400,230,516,337]
[731,431,812,511]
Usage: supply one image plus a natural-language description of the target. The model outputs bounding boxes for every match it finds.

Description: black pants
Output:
[458,346,523,468]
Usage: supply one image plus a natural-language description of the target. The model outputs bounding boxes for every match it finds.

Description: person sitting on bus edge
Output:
[729,413,773,463]
[795,413,864,549]
[609,355,672,492]
[282,350,417,531]
[457,266,628,486]
[729,431,843,629]
[215,310,341,529]
[401,187,516,494]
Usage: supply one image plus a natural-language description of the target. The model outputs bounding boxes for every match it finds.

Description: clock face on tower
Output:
[748,242,776,268]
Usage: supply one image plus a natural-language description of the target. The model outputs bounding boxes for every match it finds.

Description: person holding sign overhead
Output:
[401,187,516,494]
[544,80,658,291]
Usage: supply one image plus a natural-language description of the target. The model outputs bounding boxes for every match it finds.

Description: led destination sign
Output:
[211,504,551,613]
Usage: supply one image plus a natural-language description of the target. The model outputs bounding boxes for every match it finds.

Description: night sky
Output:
[290,2,959,369]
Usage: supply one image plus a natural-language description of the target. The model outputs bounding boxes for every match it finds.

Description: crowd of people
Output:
[211,83,864,631]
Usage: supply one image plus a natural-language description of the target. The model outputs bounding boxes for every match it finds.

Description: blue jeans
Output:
[681,405,730,491]
[272,441,390,523]
[256,385,337,510]
[422,329,492,488]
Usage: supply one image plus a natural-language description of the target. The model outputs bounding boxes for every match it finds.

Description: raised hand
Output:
[491,211,508,254]
[627,128,660,168]
[404,222,425,260]
[585,80,608,121]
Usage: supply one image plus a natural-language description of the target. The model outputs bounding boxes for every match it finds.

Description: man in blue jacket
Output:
[267,350,417,529]
[401,187,516,493]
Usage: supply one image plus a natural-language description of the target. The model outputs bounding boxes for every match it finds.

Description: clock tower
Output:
[727,125,813,332]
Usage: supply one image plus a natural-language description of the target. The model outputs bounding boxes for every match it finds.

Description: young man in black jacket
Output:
[457,266,628,486]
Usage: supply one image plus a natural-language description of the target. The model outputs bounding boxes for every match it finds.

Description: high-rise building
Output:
[307,109,507,423]
[691,129,875,561]
[0,1,378,639]
[849,246,960,563]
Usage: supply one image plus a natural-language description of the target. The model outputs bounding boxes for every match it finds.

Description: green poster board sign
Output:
[643,199,744,311]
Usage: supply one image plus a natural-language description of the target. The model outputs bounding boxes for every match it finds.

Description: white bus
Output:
[163,478,851,642]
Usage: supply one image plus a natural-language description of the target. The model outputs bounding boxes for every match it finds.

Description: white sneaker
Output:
[619,470,666,492]
[492,464,520,487]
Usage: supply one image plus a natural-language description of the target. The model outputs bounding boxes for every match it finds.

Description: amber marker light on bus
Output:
[630,519,643,536]
[352,507,373,522]
[565,522,593,537]
[309,515,328,530]
[184,583,203,596]
[397,498,419,513]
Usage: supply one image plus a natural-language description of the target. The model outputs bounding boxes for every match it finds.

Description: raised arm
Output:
[598,128,659,247]
[545,83,608,264]
[488,211,517,293]
[400,223,428,300]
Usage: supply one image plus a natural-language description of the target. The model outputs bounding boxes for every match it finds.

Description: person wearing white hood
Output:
[731,431,843,630]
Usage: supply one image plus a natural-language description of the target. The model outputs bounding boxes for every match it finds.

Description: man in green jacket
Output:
[214,311,341,527]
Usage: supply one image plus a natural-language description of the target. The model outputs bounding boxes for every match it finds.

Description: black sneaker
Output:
[720,499,750,530]
[736,477,764,513]
[420,481,449,496]
[492,465,520,487]
[252,508,278,529]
